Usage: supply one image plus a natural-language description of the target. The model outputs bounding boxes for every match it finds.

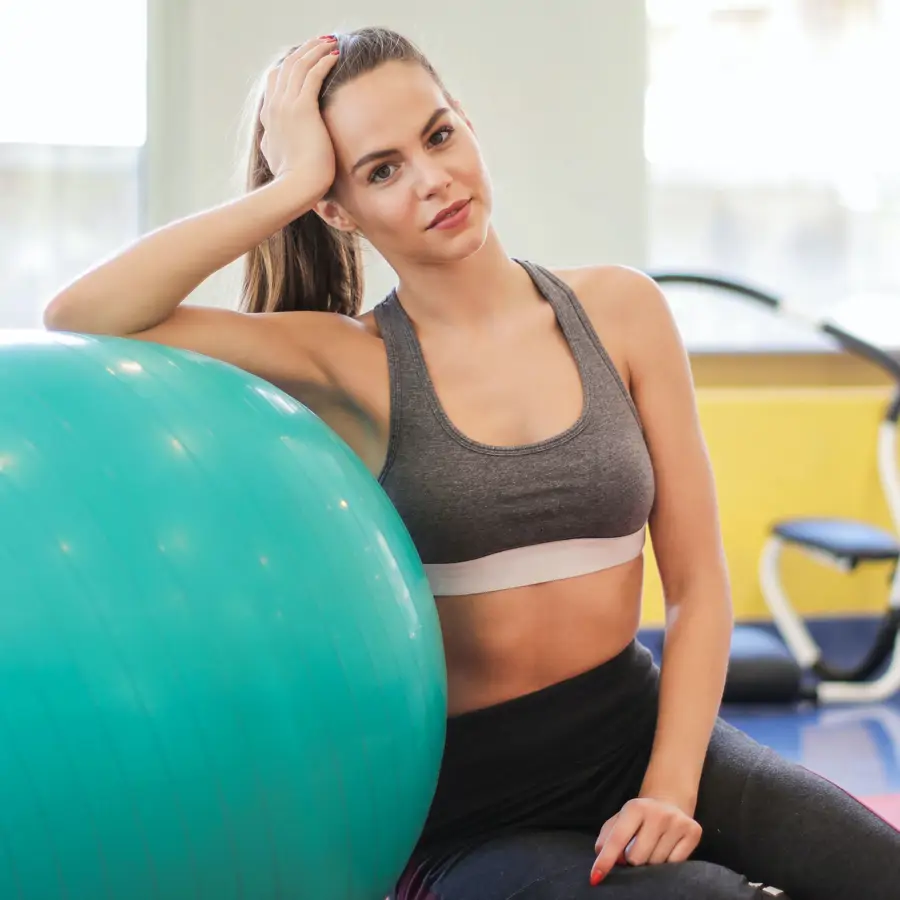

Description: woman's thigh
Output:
[420,830,764,900]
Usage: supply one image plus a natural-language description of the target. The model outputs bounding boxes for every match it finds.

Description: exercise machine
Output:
[649,271,900,705]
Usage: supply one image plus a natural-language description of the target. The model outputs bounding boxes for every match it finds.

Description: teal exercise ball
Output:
[0,330,447,900]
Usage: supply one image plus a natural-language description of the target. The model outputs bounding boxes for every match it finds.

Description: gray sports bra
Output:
[373,260,655,596]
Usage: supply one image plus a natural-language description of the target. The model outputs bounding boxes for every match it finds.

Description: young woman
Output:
[45,27,898,900]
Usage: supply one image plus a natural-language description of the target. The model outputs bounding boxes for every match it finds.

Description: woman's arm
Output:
[624,272,733,811]
[43,174,318,338]
[584,266,732,884]
[42,173,339,388]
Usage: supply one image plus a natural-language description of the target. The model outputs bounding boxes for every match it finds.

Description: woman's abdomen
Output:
[437,556,645,715]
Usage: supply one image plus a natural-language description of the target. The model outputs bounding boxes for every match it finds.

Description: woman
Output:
[45,27,898,899]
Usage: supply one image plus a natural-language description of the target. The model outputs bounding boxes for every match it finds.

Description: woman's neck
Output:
[392,229,532,328]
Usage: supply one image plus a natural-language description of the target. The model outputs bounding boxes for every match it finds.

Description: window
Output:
[646,0,900,351]
[0,2,147,328]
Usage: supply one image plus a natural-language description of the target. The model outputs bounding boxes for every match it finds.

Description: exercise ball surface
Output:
[0,330,446,899]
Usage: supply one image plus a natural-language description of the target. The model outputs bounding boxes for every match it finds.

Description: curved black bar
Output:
[649,270,781,311]
[888,392,900,425]
[821,322,900,386]
[648,270,900,390]
[813,608,900,683]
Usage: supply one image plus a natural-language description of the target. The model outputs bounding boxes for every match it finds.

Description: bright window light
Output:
[0,1,147,146]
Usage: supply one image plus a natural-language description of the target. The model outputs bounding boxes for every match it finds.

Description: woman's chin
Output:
[429,206,492,260]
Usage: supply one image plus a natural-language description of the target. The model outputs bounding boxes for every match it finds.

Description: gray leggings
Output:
[395,644,900,900]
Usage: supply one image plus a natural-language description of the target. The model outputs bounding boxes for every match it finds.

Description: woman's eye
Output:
[429,125,454,146]
[370,164,395,183]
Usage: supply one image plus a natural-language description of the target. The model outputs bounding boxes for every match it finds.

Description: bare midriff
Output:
[436,556,645,716]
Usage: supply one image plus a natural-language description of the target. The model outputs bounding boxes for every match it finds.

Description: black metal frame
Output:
[648,271,900,415]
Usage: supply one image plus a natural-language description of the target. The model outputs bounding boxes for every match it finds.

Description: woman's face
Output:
[320,61,493,266]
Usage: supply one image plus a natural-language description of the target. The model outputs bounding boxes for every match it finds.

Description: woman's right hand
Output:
[260,36,341,199]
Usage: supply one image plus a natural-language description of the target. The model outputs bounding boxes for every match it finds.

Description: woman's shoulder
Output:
[548,262,667,316]
[353,308,382,339]
[276,306,382,343]
[544,262,681,388]
[549,262,676,339]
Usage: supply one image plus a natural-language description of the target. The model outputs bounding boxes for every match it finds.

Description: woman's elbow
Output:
[42,292,76,331]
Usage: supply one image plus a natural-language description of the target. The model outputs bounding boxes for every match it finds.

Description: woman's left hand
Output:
[590,797,702,885]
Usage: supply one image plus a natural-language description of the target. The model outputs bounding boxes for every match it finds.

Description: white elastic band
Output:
[425,529,646,597]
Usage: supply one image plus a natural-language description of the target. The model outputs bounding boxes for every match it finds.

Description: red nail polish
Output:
[319,34,337,41]
[331,49,340,55]
[590,869,604,886]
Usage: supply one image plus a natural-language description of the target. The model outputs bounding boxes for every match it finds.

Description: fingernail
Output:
[331,49,340,55]
[590,868,604,886]
[319,34,337,42]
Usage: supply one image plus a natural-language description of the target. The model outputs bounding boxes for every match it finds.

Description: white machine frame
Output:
[759,420,900,702]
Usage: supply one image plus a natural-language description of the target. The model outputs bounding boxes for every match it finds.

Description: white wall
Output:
[148,0,648,310]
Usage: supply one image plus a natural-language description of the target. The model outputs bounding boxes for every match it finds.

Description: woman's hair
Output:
[239,27,447,317]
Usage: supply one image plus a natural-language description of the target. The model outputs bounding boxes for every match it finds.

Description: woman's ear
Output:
[315,198,358,233]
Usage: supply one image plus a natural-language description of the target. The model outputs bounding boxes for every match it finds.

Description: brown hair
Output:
[239,27,447,317]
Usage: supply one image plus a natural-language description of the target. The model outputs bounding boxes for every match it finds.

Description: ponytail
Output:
[240,206,363,316]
